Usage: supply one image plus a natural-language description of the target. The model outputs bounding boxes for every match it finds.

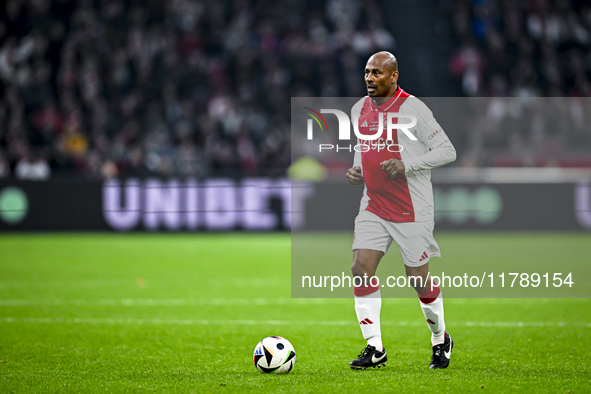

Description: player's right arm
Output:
[348,98,366,186]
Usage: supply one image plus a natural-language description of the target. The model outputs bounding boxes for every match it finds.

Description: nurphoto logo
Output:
[302,107,418,153]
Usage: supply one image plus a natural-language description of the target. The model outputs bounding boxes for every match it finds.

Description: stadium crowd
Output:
[0,0,393,179]
[0,0,590,180]
[450,0,591,97]
[448,0,591,167]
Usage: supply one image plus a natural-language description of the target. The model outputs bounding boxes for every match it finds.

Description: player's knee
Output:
[413,283,428,294]
[350,260,362,278]
[413,276,433,295]
[351,258,369,278]
[352,250,381,278]
[406,270,430,293]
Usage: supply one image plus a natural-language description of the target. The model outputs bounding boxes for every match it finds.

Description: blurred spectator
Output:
[0,152,9,178]
[14,148,51,180]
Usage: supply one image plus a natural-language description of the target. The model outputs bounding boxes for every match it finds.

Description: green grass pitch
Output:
[0,233,590,393]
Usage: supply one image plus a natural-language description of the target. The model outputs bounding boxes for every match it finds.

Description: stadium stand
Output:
[0,0,590,179]
[449,0,591,167]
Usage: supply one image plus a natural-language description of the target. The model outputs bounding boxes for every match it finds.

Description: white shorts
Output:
[352,210,441,267]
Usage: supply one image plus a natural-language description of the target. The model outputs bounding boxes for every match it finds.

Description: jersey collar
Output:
[370,87,405,112]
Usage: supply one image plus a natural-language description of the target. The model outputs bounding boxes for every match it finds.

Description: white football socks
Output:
[354,289,383,350]
[355,287,446,349]
[420,293,446,346]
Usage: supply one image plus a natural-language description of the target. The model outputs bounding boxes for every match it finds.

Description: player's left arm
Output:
[400,100,456,173]
[381,100,456,178]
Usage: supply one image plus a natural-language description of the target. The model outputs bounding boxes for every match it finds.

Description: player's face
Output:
[364,61,398,98]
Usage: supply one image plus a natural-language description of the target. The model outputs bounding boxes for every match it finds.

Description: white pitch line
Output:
[0,317,589,328]
[0,298,352,307]
[0,278,286,289]
[1,298,590,307]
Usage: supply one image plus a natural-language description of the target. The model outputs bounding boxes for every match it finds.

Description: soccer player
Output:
[346,51,456,370]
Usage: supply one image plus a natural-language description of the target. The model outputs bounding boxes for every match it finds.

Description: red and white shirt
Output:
[351,87,456,222]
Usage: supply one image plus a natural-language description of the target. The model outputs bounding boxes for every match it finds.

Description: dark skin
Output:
[347,51,432,294]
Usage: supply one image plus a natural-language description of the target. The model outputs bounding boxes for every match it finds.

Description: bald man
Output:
[346,52,457,370]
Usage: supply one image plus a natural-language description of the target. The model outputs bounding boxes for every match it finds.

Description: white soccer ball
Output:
[253,336,296,374]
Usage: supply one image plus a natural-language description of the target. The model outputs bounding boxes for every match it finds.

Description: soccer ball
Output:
[253,336,296,374]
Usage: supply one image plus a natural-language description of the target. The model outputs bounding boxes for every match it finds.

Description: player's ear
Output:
[391,71,399,83]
